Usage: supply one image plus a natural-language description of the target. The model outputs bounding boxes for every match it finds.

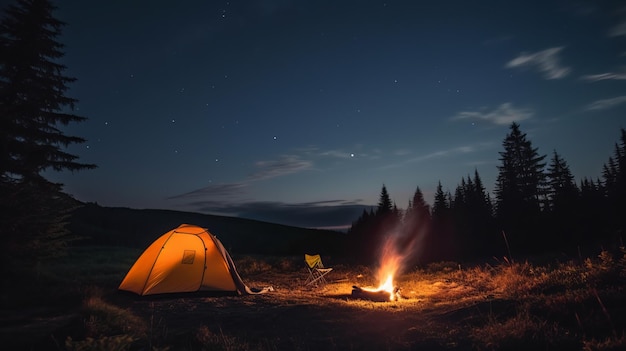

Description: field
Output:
[1,246,626,350]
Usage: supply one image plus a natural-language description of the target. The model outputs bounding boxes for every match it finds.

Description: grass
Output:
[2,246,626,350]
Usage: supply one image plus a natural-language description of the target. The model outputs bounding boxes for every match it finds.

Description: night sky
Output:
[32,0,626,229]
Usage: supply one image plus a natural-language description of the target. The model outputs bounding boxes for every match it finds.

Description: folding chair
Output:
[304,254,333,287]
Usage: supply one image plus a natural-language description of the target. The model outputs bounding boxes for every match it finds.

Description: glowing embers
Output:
[351,284,401,302]
[351,234,409,302]
[351,267,401,302]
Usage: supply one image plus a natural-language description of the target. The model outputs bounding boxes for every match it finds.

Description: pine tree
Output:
[0,0,95,268]
[377,184,393,215]
[0,0,95,181]
[430,181,453,261]
[545,150,579,248]
[494,122,546,253]
[403,186,431,250]
[447,170,496,259]
[546,151,578,211]
[432,181,449,218]
[601,128,626,236]
[579,177,607,244]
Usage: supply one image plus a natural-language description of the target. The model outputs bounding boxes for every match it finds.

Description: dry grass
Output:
[3,247,626,350]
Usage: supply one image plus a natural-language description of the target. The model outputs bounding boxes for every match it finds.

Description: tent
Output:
[119,224,272,295]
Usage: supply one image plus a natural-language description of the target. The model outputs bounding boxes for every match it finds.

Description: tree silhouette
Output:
[0,0,95,267]
[545,150,579,248]
[402,186,431,264]
[346,185,397,264]
[495,122,546,253]
[601,128,626,238]
[0,0,95,181]
[448,170,496,259]
[348,127,626,264]
[430,181,454,261]
[377,184,393,215]
[579,177,607,246]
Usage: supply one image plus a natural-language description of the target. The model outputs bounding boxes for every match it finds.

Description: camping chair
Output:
[304,254,333,287]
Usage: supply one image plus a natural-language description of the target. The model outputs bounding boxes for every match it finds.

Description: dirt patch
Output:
[113,272,491,350]
[4,262,626,350]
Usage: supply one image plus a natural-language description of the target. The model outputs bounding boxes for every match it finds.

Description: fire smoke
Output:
[375,215,428,288]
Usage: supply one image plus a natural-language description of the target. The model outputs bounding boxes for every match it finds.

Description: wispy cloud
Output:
[407,145,476,163]
[167,182,248,200]
[250,155,312,180]
[169,154,311,201]
[585,96,626,111]
[381,143,492,170]
[505,47,570,79]
[609,20,626,37]
[580,71,626,82]
[317,149,354,159]
[451,103,533,125]
[299,145,380,160]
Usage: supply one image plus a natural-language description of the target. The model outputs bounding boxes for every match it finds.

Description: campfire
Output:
[351,285,401,302]
[351,238,405,302]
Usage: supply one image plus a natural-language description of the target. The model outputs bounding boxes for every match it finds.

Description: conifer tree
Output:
[0,0,95,267]
[377,184,393,215]
[0,0,95,181]
[432,181,449,218]
[429,181,453,261]
[601,128,626,236]
[545,150,579,248]
[494,122,546,253]
[402,186,431,262]
[546,151,577,209]
[579,177,607,244]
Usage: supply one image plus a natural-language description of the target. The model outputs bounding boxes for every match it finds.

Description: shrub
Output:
[65,335,136,351]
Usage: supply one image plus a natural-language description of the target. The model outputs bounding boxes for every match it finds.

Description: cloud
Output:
[250,154,312,180]
[580,71,626,82]
[408,145,475,163]
[188,199,370,229]
[452,103,533,125]
[381,142,491,170]
[609,20,626,37]
[299,145,381,160]
[585,96,626,111]
[317,149,354,159]
[169,154,311,202]
[505,47,570,79]
[167,182,247,200]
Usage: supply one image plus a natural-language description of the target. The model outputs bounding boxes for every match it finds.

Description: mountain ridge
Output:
[70,202,346,256]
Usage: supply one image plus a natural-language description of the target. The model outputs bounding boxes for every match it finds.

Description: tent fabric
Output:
[119,224,273,296]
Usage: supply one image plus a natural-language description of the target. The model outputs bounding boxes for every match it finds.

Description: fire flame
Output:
[362,238,402,301]
[358,212,426,301]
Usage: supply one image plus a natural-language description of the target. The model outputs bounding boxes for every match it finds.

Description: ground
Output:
[111,269,487,350]
[1,251,625,350]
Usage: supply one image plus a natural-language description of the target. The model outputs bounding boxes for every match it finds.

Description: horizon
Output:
[32,0,625,229]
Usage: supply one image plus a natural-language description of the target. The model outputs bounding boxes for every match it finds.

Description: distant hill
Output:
[69,203,346,256]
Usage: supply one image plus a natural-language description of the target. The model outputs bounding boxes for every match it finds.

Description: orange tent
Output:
[119,224,271,295]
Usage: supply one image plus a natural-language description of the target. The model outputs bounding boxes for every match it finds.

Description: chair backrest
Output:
[305,254,323,269]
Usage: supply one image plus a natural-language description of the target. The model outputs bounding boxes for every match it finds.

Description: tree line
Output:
[346,123,626,265]
[2,0,625,273]
[0,0,95,275]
